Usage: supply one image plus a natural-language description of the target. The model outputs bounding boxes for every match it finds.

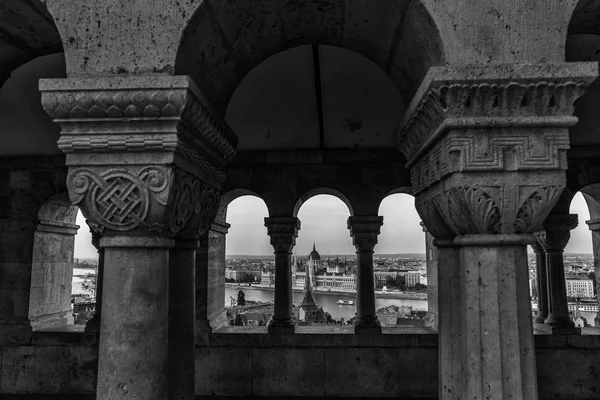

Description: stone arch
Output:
[0,1,63,89]
[565,1,600,148]
[29,192,80,330]
[0,53,67,155]
[217,188,268,222]
[580,184,600,219]
[175,0,446,115]
[293,188,354,218]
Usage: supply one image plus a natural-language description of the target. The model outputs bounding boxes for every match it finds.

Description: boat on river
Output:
[337,300,354,305]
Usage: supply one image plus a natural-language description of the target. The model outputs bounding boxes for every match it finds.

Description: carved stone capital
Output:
[264,217,301,253]
[69,165,219,238]
[39,76,237,186]
[586,218,600,232]
[530,242,544,255]
[535,214,578,252]
[86,220,101,250]
[210,220,231,235]
[395,64,597,199]
[347,216,383,252]
[416,176,565,237]
[396,64,597,168]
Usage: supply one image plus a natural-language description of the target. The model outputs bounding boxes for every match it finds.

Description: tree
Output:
[237,290,246,306]
[81,272,97,298]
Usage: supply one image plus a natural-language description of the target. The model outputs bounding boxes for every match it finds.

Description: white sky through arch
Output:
[73,192,594,258]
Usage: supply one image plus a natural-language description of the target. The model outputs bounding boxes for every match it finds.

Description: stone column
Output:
[530,242,548,324]
[41,75,234,400]
[98,235,172,399]
[169,237,198,400]
[28,217,79,330]
[421,222,438,330]
[585,218,600,327]
[85,226,104,333]
[394,63,597,400]
[347,216,383,333]
[535,214,579,333]
[264,217,300,333]
[195,220,230,345]
[432,239,460,398]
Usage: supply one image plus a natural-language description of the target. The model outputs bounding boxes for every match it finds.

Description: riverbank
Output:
[225,283,428,301]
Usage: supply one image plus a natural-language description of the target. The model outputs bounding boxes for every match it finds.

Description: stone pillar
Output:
[195,220,230,345]
[347,216,383,333]
[433,240,460,398]
[421,222,438,330]
[531,242,548,323]
[586,218,600,327]
[29,217,79,330]
[85,226,104,333]
[98,236,172,399]
[169,238,198,400]
[535,215,579,333]
[264,217,300,333]
[394,63,597,400]
[40,75,234,400]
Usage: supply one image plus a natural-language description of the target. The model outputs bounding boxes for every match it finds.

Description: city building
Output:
[2,2,600,400]
[566,277,595,299]
[406,271,422,288]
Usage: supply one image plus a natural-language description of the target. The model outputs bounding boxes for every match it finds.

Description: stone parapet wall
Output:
[1,333,598,398]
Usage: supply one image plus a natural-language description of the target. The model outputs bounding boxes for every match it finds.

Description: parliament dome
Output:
[308,243,321,261]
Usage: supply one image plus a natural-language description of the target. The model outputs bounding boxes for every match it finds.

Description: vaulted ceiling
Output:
[0,0,62,89]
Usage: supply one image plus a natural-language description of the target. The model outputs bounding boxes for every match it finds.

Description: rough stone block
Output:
[324,347,401,397]
[212,0,285,67]
[252,347,326,396]
[0,346,97,394]
[0,221,36,262]
[536,349,600,399]
[342,0,408,64]
[195,347,252,396]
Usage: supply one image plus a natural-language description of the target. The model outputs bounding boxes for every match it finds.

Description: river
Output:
[225,287,428,321]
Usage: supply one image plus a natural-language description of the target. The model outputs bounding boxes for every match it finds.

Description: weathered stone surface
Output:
[195,347,252,396]
[224,149,410,217]
[0,345,97,394]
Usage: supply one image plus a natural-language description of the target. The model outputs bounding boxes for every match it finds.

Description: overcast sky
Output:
[74,192,594,259]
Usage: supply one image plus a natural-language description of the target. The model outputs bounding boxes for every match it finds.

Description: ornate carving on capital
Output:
[347,216,383,252]
[86,220,101,250]
[446,186,501,234]
[264,217,301,253]
[535,214,577,252]
[514,186,564,233]
[69,165,219,238]
[395,69,594,165]
[39,76,238,184]
[415,196,454,239]
[417,187,501,236]
[416,181,566,236]
[530,242,544,254]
